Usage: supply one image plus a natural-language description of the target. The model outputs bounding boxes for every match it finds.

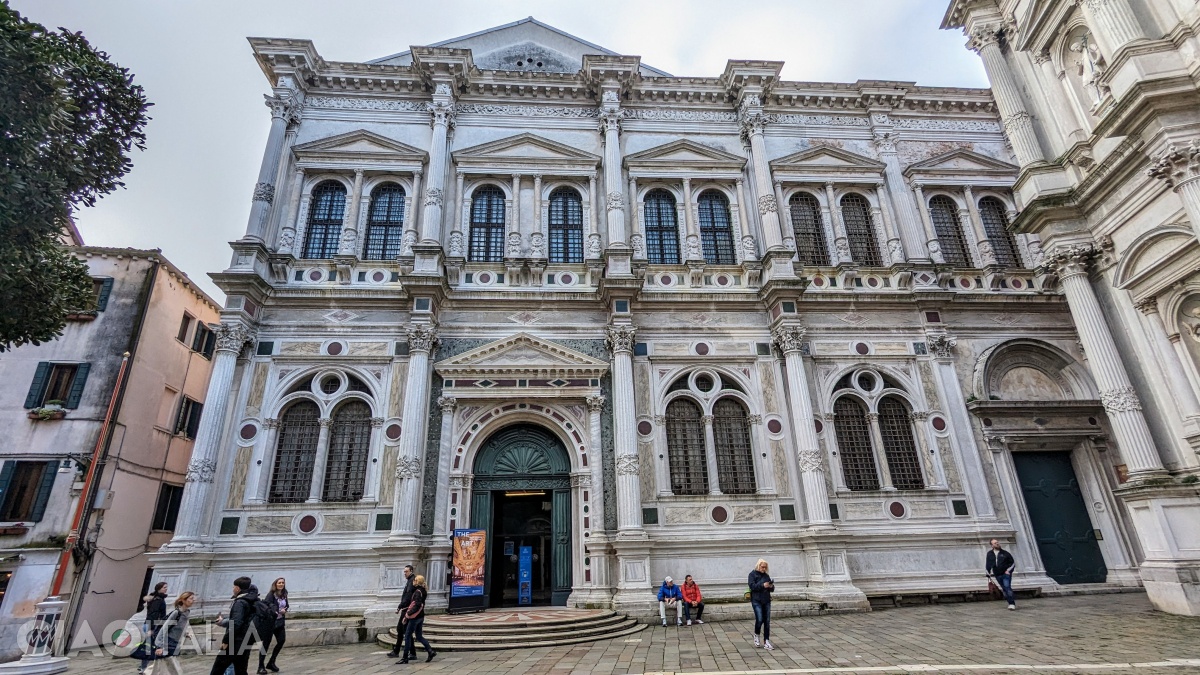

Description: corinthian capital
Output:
[406,323,439,354]
[926,334,957,359]
[427,99,456,131]
[586,394,606,413]
[1147,141,1200,189]
[598,108,623,135]
[264,94,300,121]
[437,396,457,414]
[966,23,1004,53]
[772,325,807,354]
[738,95,767,140]
[214,322,257,354]
[1037,243,1095,279]
[606,324,637,354]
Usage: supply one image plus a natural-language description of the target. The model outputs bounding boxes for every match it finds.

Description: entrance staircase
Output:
[376,608,645,652]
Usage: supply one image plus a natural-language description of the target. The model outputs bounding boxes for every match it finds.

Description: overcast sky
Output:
[13,0,987,302]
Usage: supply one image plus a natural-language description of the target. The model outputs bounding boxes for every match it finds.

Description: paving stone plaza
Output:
[71,594,1200,674]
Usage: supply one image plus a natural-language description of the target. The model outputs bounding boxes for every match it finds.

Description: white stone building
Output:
[151,14,1199,631]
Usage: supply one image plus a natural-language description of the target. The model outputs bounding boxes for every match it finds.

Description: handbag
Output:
[128,642,156,661]
[986,577,1002,601]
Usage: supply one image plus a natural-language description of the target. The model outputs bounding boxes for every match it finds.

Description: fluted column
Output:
[607,324,643,534]
[339,169,365,255]
[682,177,702,262]
[171,322,256,543]
[421,84,455,243]
[968,24,1044,167]
[508,173,522,258]
[391,323,439,537]
[1135,297,1200,420]
[279,168,305,255]
[825,182,851,264]
[963,186,998,266]
[585,395,608,528]
[449,171,466,258]
[740,179,757,261]
[873,128,925,260]
[738,96,785,251]
[403,170,422,256]
[588,172,602,259]
[307,418,333,502]
[911,183,944,263]
[772,325,832,526]
[599,96,627,247]
[432,396,457,537]
[245,95,298,243]
[1042,245,1165,476]
[531,174,545,259]
[875,181,905,264]
[1148,141,1200,244]
[1080,0,1146,54]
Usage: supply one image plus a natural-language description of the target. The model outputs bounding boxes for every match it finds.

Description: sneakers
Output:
[696,619,704,624]
[764,639,775,651]
[1008,604,1017,610]
[662,618,667,627]
[753,634,760,647]
[677,618,683,626]
[686,619,692,626]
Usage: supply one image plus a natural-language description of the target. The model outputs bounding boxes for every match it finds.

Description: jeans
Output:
[751,600,771,640]
[390,616,415,657]
[658,600,682,622]
[402,617,432,657]
[994,573,1016,605]
[258,623,285,669]
[683,602,704,622]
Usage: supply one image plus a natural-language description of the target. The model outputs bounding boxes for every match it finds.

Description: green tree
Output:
[0,2,150,351]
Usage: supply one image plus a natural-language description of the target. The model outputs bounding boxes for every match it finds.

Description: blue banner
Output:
[518,546,532,606]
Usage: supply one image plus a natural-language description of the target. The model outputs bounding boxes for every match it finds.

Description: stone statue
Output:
[1070,33,1107,109]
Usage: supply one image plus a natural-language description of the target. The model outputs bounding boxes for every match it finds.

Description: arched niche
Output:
[973,339,1097,402]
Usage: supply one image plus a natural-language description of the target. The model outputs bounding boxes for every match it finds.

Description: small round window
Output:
[857,373,876,391]
[320,376,341,394]
[695,375,715,392]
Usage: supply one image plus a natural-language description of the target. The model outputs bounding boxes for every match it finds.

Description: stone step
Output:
[422,609,618,630]
[375,609,644,652]
[395,617,640,644]
[422,612,629,636]
[378,620,647,652]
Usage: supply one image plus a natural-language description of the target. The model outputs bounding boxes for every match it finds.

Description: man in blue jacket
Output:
[657,576,683,627]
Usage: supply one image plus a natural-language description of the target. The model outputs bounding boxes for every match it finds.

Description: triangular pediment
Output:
[293,130,428,164]
[906,149,1019,176]
[435,332,609,378]
[770,146,886,171]
[452,133,600,171]
[624,139,747,171]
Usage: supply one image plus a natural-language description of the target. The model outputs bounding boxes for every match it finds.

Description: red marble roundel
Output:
[711,506,729,524]
[372,270,386,283]
[854,342,870,355]
[695,343,710,356]
[307,269,323,282]
[239,424,257,441]
[637,420,653,436]
[813,276,825,287]
[478,272,492,283]
[298,515,318,533]
[326,342,343,356]
[560,273,574,284]
[888,502,906,518]
[767,419,783,434]
[931,416,947,432]
[385,423,403,441]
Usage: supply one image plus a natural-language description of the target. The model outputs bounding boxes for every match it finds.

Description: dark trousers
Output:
[389,617,415,657]
[751,600,771,640]
[683,602,704,622]
[210,652,250,675]
[257,624,286,669]
[402,618,432,657]
[994,573,1016,605]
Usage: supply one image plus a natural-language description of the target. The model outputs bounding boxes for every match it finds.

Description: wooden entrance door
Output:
[1012,451,1107,584]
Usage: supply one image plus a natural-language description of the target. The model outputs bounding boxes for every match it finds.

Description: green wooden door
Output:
[1012,451,1107,584]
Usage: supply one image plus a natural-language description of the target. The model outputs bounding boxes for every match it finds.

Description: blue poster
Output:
[450,529,486,598]
[518,546,532,606]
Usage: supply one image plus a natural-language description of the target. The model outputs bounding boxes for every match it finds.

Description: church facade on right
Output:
[944,0,1200,615]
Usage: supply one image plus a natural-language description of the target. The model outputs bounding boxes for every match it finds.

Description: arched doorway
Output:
[470,424,572,606]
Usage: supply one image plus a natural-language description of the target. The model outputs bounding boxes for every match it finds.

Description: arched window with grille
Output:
[712,398,756,494]
[878,396,924,490]
[302,181,347,259]
[362,183,406,260]
[644,189,680,265]
[323,400,372,502]
[928,195,970,267]
[978,196,1021,267]
[840,193,882,266]
[665,398,707,495]
[469,185,506,262]
[548,187,584,263]
[833,396,880,490]
[789,193,830,266]
[269,401,321,503]
[697,190,736,265]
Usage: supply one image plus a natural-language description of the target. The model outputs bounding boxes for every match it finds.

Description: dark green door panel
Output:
[1012,451,1107,584]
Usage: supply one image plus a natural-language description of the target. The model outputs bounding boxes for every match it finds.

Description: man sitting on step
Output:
[681,575,704,626]
[657,576,683,627]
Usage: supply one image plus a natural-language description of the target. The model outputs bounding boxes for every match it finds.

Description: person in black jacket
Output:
[257,578,288,674]
[397,575,436,664]
[139,582,168,674]
[748,559,775,651]
[985,539,1017,610]
[385,565,416,660]
[210,576,258,675]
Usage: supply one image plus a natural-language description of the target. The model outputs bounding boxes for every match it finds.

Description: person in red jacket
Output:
[681,575,704,626]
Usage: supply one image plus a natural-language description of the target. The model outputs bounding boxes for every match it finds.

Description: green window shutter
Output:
[0,461,15,511]
[24,362,52,409]
[96,278,114,311]
[29,462,58,522]
[64,363,91,409]
[186,402,203,440]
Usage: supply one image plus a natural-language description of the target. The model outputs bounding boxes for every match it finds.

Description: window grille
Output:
[644,189,680,265]
[978,197,1020,267]
[469,186,506,262]
[928,195,970,267]
[840,194,882,266]
[878,396,925,490]
[302,181,347,259]
[712,398,756,494]
[697,191,736,265]
[548,187,584,263]
[363,183,405,260]
[833,396,880,490]
[789,193,830,266]
[269,401,320,503]
[323,400,371,502]
[665,399,708,495]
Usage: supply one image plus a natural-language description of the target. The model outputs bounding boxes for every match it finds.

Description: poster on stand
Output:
[448,528,487,613]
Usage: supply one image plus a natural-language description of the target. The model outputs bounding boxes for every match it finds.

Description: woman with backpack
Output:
[397,575,436,664]
[147,591,195,675]
[748,559,775,651]
[257,578,288,674]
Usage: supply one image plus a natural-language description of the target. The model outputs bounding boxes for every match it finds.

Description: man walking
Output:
[985,538,1017,610]
[385,565,417,660]
[210,576,259,675]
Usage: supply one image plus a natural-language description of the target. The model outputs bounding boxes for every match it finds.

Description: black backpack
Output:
[250,597,276,644]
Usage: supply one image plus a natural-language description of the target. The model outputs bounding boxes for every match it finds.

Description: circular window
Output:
[694,374,714,392]
[326,342,344,356]
[854,342,870,355]
[239,424,257,441]
[320,376,341,394]
[857,373,876,391]
[385,423,402,441]
[637,420,653,436]
[298,515,318,534]
[888,502,906,518]
[767,419,783,434]
[931,416,947,432]
[695,343,710,356]
[711,506,729,524]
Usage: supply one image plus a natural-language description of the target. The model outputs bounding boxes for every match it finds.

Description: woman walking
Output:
[257,578,289,674]
[396,575,436,664]
[147,591,195,675]
[748,559,775,650]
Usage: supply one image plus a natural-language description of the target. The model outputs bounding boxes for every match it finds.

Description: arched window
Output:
[302,181,347,259]
[362,183,406,260]
[840,193,882,266]
[665,398,707,495]
[269,401,321,503]
[697,190,736,265]
[323,400,372,502]
[548,187,584,263]
[789,193,830,266]
[713,398,756,494]
[928,195,970,267]
[978,197,1020,267]
[833,396,880,490]
[878,396,924,490]
[469,186,506,262]
[644,189,680,265]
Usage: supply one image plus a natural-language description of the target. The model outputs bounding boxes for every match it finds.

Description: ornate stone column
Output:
[391,323,439,538]
[531,174,545,260]
[926,333,996,517]
[279,168,305,255]
[432,396,457,538]
[872,124,925,260]
[740,179,758,261]
[245,94,299,243]
[772,325,832,526]
[1148,141,1200,244]
[449,171,466,258]
[866,412,896,490]
[585,394,608,526]
[606,324,643,533]
[307,418,333,502]
[1041,245,1165,476]
[588,173,602,259]
[508,173,523,258]
[874,180,905,263]
[681,177,702,262]
[963,186,998,266]
[420,84,455,244]
[363,417,385,502]
[251,418,281,503]
[825,182,852,264]
[1079,0,1146,55]
[170,322,256,543]
[911,183,944,263]
[701,414,721,495]
[340,169,365,256]
[967,24,1045,167]
[738,96,785,252]
[599,93,627,248]
[404,170,422,256]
